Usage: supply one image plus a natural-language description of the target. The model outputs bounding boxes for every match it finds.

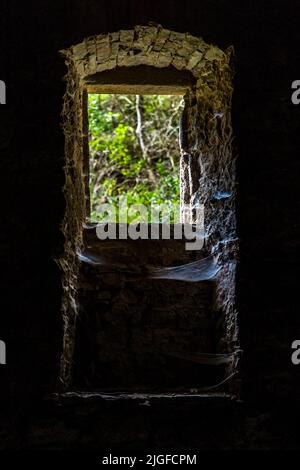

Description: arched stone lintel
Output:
[61,24,232,93]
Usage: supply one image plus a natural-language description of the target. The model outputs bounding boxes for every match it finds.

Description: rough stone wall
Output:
[74,228,222,390]
[58,61,86,386]
[2,0,299,450]
[68,26,230,80]
[181,55,238,383]
[60,25,237,390]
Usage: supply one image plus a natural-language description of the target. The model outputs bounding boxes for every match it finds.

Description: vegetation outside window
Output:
[88,93,184,222]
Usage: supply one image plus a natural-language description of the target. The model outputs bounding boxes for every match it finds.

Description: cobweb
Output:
[147,255,219,282]
[78,250,219,282]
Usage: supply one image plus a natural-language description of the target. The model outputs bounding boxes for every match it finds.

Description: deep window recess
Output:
[60,28,239,397]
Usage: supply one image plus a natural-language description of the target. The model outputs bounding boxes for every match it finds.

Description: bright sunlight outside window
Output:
[88,94,184,222]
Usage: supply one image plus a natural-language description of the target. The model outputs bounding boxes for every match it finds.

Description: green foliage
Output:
[88,93,183,221]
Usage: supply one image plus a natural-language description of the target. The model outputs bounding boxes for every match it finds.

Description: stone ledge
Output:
[53,391,236,409]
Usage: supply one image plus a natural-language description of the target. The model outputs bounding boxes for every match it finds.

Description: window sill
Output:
[53,391,237,409]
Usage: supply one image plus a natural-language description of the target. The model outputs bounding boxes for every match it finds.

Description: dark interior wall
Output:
[75,231,219,391]
[1,0,300,449]
[61,25,237,393]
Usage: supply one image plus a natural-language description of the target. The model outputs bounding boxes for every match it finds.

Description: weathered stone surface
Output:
[96,36,110,63]
[187,50,203,70]
[60,25,237,393]
[72,229,220,390]
[119,29,134,45]
[1,1,299,452]
[64,25,232,82]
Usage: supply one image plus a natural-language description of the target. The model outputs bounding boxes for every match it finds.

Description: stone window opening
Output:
[59,25,240,397]
[82,66,195,229]
[85,87,185,227]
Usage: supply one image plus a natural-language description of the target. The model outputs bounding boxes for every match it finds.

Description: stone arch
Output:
[59,25,238,388]
[66,25,230,81]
